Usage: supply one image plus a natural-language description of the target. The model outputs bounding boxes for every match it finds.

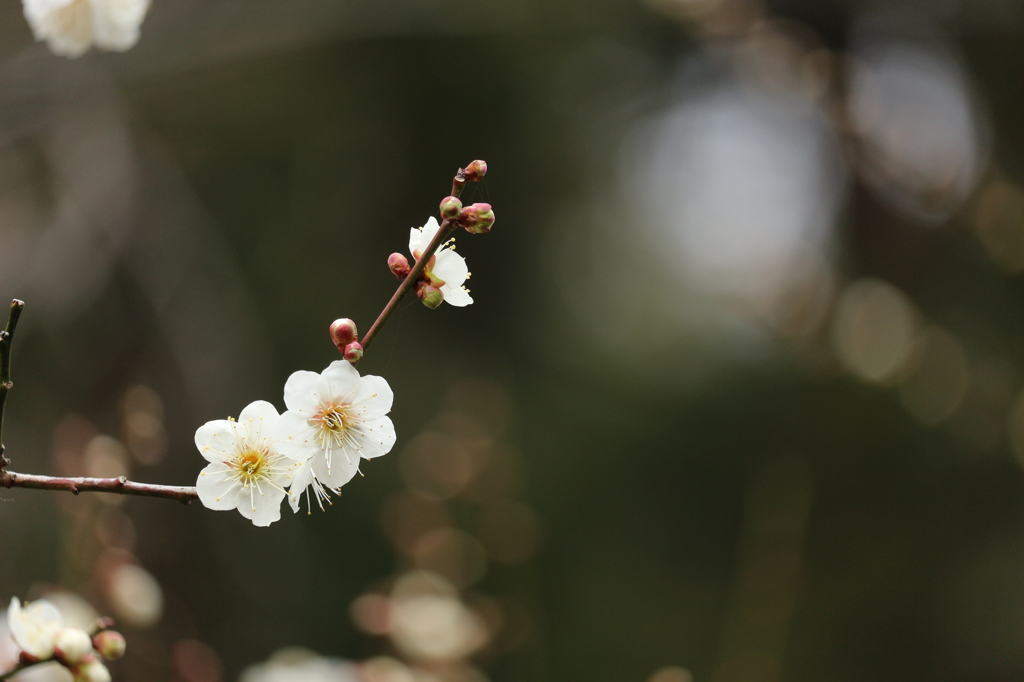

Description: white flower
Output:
[7,597,62,660]
[22,0,150,58]
[409,217,473,307]
[194,400,297,527]
[273,361,395,513]
[240,647,359,682]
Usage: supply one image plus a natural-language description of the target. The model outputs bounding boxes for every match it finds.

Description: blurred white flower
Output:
[7,597,62,660]
[239,647,359,682]
[194,400,297,527]
[409,217,473,307]
[383,572,488,663]
[22,0,150,58]
[273,361,395,513]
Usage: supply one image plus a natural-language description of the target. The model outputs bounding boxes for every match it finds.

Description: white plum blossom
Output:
[7,597,62,659]
[239,647,359,682]
[273,361,395,514]
[409,217,473,307]
[22,0,150,58]
[194,400,298,527]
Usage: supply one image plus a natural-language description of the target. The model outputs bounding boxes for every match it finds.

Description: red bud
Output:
[458,203,495,234]
[463,160,487,182]
[388,253,411,280]
[440,196,463,220]
[329,319,358,349]
[343,341,364,363]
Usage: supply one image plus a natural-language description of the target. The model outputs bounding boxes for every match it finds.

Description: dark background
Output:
[1,0,1024,681]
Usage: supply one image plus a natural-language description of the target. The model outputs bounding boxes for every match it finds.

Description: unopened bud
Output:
[55,628,93,665]
[92,631,125,662]
[417,282,444,309]
[329,318,358,349]
[343,341,363,363]
[388,253,411,280]
[463,160,487,182]
[440,196,463,220]
[458,203,495,234]
[73,659,111,682]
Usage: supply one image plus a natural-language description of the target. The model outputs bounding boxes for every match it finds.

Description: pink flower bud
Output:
[388,253,411,280]
[439,196,463,220]
[343,341,364,363]
[329,318,358,349]
[92,631,125,662]
[463,160,487,182]
[416,282,444,309]
[458,203,495,234]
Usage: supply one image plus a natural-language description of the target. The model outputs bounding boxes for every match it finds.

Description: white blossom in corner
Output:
[409,217,473,307]
[273,361,395,514]
[7,597,62,660]
[194,400,297,527]
[22,0,150,58]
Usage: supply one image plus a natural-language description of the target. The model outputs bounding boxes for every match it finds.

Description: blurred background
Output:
[0,0,1022,680]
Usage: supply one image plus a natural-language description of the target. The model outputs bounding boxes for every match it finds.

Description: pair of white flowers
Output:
[22,0,149,58]
[194,217,473,526]
[195,360,395,526]
[7,598,114,682]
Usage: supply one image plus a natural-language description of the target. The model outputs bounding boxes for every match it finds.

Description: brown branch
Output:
[0,471,197,504]
[0,299,24,470]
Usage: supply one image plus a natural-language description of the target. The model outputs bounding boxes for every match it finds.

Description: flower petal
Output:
[441,284,474,307]
[409,227,423,257]
[283,370,321,414]
[352,375,394,420]
[287,459,314,513]
[8,598,62,659]
[236,485,285,527]
[237,400,280,444]
[91,0,149,52]
[195,419,239,464]
[353,416,396,459]
[432,249,468,286]
[410,217,441,258]
[24,0,94,58]
[196,462,243,511]
[311,447,360,489]
[317,360,361,405]
[272,410,320,462]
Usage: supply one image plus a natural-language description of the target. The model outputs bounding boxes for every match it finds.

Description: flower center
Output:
[321,406,346,432]
[233,448,269,484]
[311,403,361,469]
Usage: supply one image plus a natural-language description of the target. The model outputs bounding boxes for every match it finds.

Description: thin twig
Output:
[0,299,24,470]
[0,471,197,504]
